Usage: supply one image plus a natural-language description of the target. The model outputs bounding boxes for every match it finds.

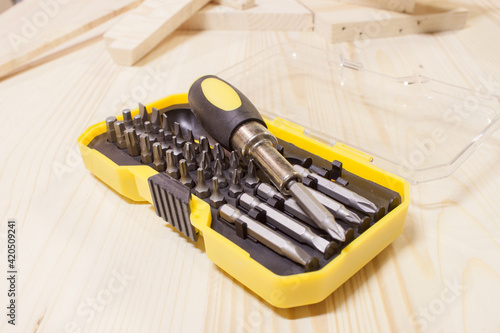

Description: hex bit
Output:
[152,143,166,172]
[106,116,117,143]
[165,149,180,179]
[179,159,195,189]
[114,121,127,149]
[195,168,211,199]
[124,129,140,156]
[209,177,226,208]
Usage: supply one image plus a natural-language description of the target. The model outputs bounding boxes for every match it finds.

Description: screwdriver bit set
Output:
[79,84,409,307]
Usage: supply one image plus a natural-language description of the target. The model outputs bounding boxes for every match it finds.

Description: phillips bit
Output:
[161,114,173,141]
[294,165,378,215]
[245,159,260,188]
[124,129,140,157]
[133,115,144,134]
[171,136,184,159]
[106,116,117,143]
[140,134,152,164]
[186,129,196,148]
[228,170,244,198]
[184,142,197,171]
[256,183,362,227]
[152,143,166,172]
[199,136,213,164]
[114,121,127,149]
[122,109,133,128]
[214,143,228,169]
[219,204,319,271]
[238,193,337,258]
[144,121,152,134]
[150,107,160,134]
[165,149,180,179]
[179,159,195,188]
[139,103,149,124]
[173,122,186,146]
[200,151,213,179]
[209,177,226,208]
[195,168,211,199]
[214,159,228,188]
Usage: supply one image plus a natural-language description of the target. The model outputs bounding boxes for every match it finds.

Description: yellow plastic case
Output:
[78,93,409,308]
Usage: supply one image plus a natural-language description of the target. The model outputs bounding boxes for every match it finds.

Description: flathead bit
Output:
[186,129,196,148]
[139,103,149,124]
[144,121,152,134]
[209,177,226,208]
[157,129,170,149]
[200,151,213,179]
[214,143,228,169]
[133,115,144,134]
[214,159,228,188]
[150,107,160,134]
[244,159,260,188]
[140,134,152,164]
[106,116,117,143]
[171,136,184,159]
[179,159,195,189]
[161,114,173,141]
[114,121,127,149]
[184,142,197,171]
[165,149,180,179]
[195,168,211,199]
[152,143,166,172]
[173,122,185,145]
[124,129,140,156]
[122,109,133,127]
[228,171,244,198]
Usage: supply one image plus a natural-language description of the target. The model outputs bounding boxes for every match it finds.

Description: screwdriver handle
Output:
[188,75,267,150]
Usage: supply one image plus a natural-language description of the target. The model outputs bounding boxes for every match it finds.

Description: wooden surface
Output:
[213,0,256,10]
[1,0,500,332]
[338,0,415,13]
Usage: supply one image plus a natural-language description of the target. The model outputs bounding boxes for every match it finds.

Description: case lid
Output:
[217,42,500,183]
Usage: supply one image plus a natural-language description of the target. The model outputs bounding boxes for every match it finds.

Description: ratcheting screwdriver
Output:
[188,75,346,242]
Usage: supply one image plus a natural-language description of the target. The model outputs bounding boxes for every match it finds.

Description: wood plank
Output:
[212,0,255,10]
[104,0,211,66]
[300,0,467,43]
[0,0,141,79]
[337,0,415,13]
[181,0,313,31]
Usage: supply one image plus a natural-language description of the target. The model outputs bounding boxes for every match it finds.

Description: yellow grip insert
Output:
[201,77,242,111]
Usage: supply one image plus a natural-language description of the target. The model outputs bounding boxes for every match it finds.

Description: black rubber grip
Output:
[188,75,266,150]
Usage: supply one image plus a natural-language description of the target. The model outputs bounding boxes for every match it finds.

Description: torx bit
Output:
[214,143,228,169]
[219,204,319,271]
[106,116,117,142]
[114,121,127,149]
[214,159,228,188]
[245,159,260,188]
[195,168,211,199]
[150,107,160,134]
[179,159,195,188]
[144,121,152,134]
[139,103,149,124]
[238,193,337,258]
[184,142,197,171]
[288,180,346,242]
[165,149,180,179]
[294,165,377,215]
[228,170,244,198]
[171,136,184,159]
[157,129,170,150]
[152,143,166,172]
[200,151,213,179]
[133,115,144,134]
[124,129,140,156]
[140,134,152,164]
[161,114,173,141]
[209,177,226,208]
[256,183,362,227]
[122,109,133,127]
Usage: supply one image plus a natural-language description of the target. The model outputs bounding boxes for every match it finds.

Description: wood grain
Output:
[212,0,255,10]
[338,0,415,13]
[0,0,499,331]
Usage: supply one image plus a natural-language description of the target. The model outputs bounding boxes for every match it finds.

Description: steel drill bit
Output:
[165,149,180,179]
[152,143,166,172]
[161,113,173,141]
[122,109,133,127]
[195,168,211,199]
[294,165,377,215]
[139,103,149,124]
[209,177,226,208]
[219,204,319,271]
[238,193,337,258]
[106,116,117,143]
[124,129,140,157]
[150,107,160,134]
[179,159,194,188]
[184,142,197,171]
[214,159,228,188]
[140,134,152,164]
[114,121,127,149]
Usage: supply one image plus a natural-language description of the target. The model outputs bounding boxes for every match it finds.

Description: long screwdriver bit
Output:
[219,204,319,271]
[294,165,377,215]
[238,194,337,258]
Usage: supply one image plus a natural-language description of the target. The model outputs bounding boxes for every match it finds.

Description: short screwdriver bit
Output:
[124,129,140,157]
[152,143,166,172]
[114,121,127,149]
[214,159,228,188]
[209,177,226,208]
[161,114,173,141]
[165,149,180,179]
[106,116,117,143]
[150,107,160,134]
[133,115,144,134]
[244,159,259,188]
[122,109,133,127]
[184,142,197,171]
[139,103,149,124]
[228,170,244,198]
[179,159,195,189]
[140,134,152,164]
[195,168,211,199]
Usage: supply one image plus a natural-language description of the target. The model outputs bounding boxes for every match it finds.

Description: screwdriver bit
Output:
[179,159,195,189]
[256,183,362,227]
[228,171,244,198]
[245,159,259,188]
[157,129,170,150]
[214,159,228,188]
[106,116,117,143]
[238,193,337,258]
[165,149,180,179]
[218,204,319,271]
[124,129,140,156]
[171,136,184,159]
[114,121,127,149]
[199,136,213,164]
[184,142,197,171]
[152,143,166,172]
[209,177,226,208]
[144,121,152,134]
[195,168,211,199]
[200,151,213,179]
[133,115,144,134]
[139,103,149,124]
[140,134,152,164]
[161,114,173,141]
[294,165,377,215]
[122,109,133,127]
[150,107,160,134]
[214,143,228,169]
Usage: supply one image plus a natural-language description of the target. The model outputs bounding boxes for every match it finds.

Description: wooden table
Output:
[1,0,499,332]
